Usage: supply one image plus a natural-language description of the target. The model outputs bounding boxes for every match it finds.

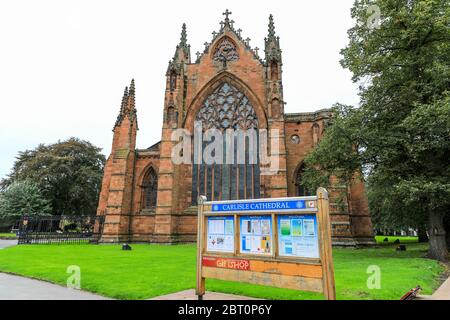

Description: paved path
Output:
[417,276,450,300]
[151,289,260,300]
[432,276,450,299]
[0,240,18,250]
[0,273,109,300]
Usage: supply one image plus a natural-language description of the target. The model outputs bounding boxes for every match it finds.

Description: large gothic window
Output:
[141,167,158,211]
[192,82,260,203]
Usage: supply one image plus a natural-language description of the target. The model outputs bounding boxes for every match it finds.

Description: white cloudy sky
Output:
[0,0,359,180]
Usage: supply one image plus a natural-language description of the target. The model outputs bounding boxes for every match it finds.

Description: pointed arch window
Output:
[192,82,260,203]
[141,167,158,211]
[295,163,311,197]
[167,106,177,124]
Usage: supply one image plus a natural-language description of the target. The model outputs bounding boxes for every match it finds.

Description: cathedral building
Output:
[96,11,375,246]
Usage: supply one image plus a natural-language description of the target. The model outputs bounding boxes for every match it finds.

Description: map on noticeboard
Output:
[207,216,234,253]
[278,215,319,259]
[239,216,272,255]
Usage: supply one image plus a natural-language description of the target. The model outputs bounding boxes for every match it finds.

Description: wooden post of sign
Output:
[317,187,336,300]
[196,195,207,300]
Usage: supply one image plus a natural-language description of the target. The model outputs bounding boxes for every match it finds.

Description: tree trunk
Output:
[427,210,448,262]
[418,226,428,243]
[444,214,450,250]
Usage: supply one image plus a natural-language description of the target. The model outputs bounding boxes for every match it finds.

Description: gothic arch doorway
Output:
[192,82,261,203]
[141,167,158,211]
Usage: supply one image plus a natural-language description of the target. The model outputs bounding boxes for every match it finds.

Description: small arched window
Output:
[167,106,176,124]
[271,98,281,118]
[312,123,320,146]
[169,72,177,91]
[270,60,279,80]
[295,163,311,197]
[141,167,158,211]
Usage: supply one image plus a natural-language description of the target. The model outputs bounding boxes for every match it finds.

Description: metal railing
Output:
[17,215,105,245]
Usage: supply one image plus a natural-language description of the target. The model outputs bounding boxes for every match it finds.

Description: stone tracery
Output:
[213,38,239,63]
[195,83,258,131]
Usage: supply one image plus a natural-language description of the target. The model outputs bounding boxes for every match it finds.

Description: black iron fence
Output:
[17,215,105,244]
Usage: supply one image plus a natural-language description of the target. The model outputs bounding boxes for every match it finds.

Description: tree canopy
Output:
[0,180,51,219]
[302,0,450,261]
[1,138,106,216]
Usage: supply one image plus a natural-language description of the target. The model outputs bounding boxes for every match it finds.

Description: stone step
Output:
[182,206,198,215]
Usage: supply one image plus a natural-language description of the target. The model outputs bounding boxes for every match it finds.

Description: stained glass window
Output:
[142,167,158,210]
[192,83,260,203]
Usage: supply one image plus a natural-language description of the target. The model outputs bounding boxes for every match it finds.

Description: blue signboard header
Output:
[211,200,307,212]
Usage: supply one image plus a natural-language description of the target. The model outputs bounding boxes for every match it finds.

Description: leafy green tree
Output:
[0,180,51,219]
[302,0,450,261]
[1,138,106,216]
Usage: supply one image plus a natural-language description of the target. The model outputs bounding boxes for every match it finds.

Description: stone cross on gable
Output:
[219,21,225,29]
[237,28,242,37]
[196,51,201,60]
[254,47,259,57]
[223,9,232,21]
[245,37,251,46]
[212,31,217,38]
[229,20,235,29]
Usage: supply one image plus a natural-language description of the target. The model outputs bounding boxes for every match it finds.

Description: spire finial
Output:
[120,86,129,112]
[268,14,276,38]
[129,79,135,97]
[180,23,187,46]
[128,79,135,109]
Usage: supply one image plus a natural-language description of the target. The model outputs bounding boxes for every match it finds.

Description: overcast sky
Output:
[0,0,359,180]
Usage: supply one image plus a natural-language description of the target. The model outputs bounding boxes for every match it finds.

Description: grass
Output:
[0,243,443,300]
[0,233,17,238]
[375,236,419,244]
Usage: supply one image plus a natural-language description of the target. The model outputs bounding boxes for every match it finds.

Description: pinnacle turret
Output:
[114,79,137,129]
[172,23,191,63]
[265,14,282,63]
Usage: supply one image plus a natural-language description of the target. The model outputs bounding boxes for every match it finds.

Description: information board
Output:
[196,188,336,300]
[278,215,319,258]
[239,216,272,255]
[206,216,234,253]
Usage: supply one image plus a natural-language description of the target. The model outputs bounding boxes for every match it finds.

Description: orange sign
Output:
[202,256,250,271]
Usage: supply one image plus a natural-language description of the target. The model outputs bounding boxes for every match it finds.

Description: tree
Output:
[1,138,106,216]
[0,180,51,219]
[302,0,450,261]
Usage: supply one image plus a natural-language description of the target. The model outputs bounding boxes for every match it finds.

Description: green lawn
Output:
[0,243,443,300]
[375,235,419,244]
[0,233,17,238]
